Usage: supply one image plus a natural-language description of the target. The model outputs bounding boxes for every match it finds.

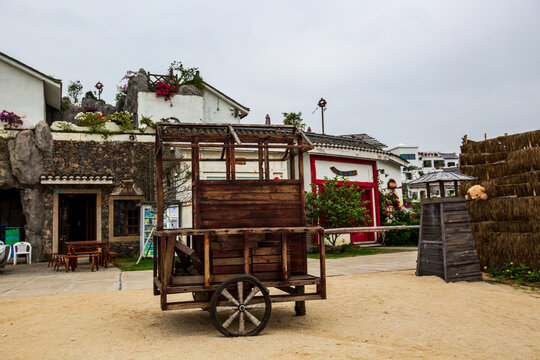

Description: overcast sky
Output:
[1,0,539,152]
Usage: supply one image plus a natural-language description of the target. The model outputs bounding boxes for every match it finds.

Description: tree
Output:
[282,112,306,130]
[305,176,372,247]
[169,61,204,90]
[67,80,83,105]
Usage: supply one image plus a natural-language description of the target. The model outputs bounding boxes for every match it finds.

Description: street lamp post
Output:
[318,98,327,134]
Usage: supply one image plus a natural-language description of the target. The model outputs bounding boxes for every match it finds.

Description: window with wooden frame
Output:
[113,200,140,237]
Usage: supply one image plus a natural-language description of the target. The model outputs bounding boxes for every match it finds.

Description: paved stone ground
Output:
[0,250,417,298]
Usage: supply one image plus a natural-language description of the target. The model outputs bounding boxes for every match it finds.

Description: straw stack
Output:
[459,130,540,268]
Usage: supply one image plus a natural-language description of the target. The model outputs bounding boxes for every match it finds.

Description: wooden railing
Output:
[324,225,420,246]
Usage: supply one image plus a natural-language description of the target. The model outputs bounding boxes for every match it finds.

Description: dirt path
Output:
[0,270,538,359]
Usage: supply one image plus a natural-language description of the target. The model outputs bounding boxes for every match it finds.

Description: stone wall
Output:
[0,124,157,260]
[40,139,155,257]
[0,123,53,260]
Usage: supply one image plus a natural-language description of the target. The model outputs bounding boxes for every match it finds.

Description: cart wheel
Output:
[210,275,272,337]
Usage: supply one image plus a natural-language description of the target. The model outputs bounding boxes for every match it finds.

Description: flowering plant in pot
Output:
[0,110,23,128]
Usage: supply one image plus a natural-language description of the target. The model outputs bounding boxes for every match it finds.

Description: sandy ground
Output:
[0,270,538,360]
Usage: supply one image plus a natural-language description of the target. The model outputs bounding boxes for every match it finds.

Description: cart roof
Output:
[157,122,313,149]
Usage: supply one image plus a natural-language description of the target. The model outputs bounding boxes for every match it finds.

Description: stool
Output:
[54,255,69,272]
[108,251,118,266]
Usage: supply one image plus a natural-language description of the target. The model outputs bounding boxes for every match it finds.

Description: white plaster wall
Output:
[203,90,241,124]
[313,159,373,182]
[137,92,204,124]
[0,61,45,129]
[199,149,288,180]
[377,160,403,200]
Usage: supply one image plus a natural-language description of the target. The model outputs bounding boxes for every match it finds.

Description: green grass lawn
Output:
[307,247,416,259]
[116,255,154,271]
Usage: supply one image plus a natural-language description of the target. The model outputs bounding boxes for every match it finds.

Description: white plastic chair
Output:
[13,242,32,265]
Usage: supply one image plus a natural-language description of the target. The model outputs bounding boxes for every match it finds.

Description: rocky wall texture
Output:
[43,140,155,195]
[0,122,53,261]
[40,139,155,257]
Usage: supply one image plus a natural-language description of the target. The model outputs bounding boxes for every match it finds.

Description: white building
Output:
[389,144,460,198]
[0,52,62,129]
[305,133,408,244]
[137,82,249,125]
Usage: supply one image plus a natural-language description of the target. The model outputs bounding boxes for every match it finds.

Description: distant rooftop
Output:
[339,133,387,149]
[408,171,476,185]
[305,132,408,166]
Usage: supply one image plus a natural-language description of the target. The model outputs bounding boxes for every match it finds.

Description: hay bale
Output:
[459,130,539,269]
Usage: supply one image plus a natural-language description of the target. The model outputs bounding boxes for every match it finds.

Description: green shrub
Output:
[106,111,133,131]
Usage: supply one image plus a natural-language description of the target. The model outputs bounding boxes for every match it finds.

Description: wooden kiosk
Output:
[411,172,483,282]
[153,122,326,336]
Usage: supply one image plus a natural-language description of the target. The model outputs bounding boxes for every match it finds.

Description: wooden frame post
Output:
[281,230,288,280]
[192,142,200,228]
[243,231,250,274]
[204,233,210,286]
[289,147,296,180]
[318,229,326,299]
[230,140,236,180]
[298,142,306,225]
[258,143,264,182]
[439,181,445,197]
[264,142,270,180]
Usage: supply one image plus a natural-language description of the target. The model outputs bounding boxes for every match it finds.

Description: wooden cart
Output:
[153,122,326,336]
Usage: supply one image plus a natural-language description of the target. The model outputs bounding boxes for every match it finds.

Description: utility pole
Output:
[318,98,327,134]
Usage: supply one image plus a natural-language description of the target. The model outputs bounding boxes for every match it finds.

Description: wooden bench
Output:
[55,252,100,272]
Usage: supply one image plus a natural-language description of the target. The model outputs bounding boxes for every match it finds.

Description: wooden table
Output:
[65,241,109,268]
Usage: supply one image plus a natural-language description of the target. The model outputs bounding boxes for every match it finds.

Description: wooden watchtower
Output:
[411,171,483,282]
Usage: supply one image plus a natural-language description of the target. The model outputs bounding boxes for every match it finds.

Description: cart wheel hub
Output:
[238,304,246,312]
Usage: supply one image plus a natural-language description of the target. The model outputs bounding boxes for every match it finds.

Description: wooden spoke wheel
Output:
[210,275,272,337]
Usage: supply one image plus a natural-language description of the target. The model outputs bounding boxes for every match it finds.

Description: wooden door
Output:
[350,189,375,242]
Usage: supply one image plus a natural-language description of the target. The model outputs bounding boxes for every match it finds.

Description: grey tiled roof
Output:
[440,152,459,159]
[408,171,476,184]
[306,133,379,150]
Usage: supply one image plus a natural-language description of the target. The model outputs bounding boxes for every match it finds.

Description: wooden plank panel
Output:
[200,184,300,194]
[252,271,282,280]
[213,257,246,266]
[252,255,284,263]
[200,218,303,228]
[253,263,282,272]
[447,264,482,278]
[201,203,301,212]
[442,201,468,211]
[200,192,300,202]
[252,247,281,256]
[444,223,474,233]
[212,250,244,258]
[201,209,302,221]
[212,265,245,274]
[444,212,471,224]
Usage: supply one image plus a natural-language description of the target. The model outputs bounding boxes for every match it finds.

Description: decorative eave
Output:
[40,174,114,185]
[308,141,409,167]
